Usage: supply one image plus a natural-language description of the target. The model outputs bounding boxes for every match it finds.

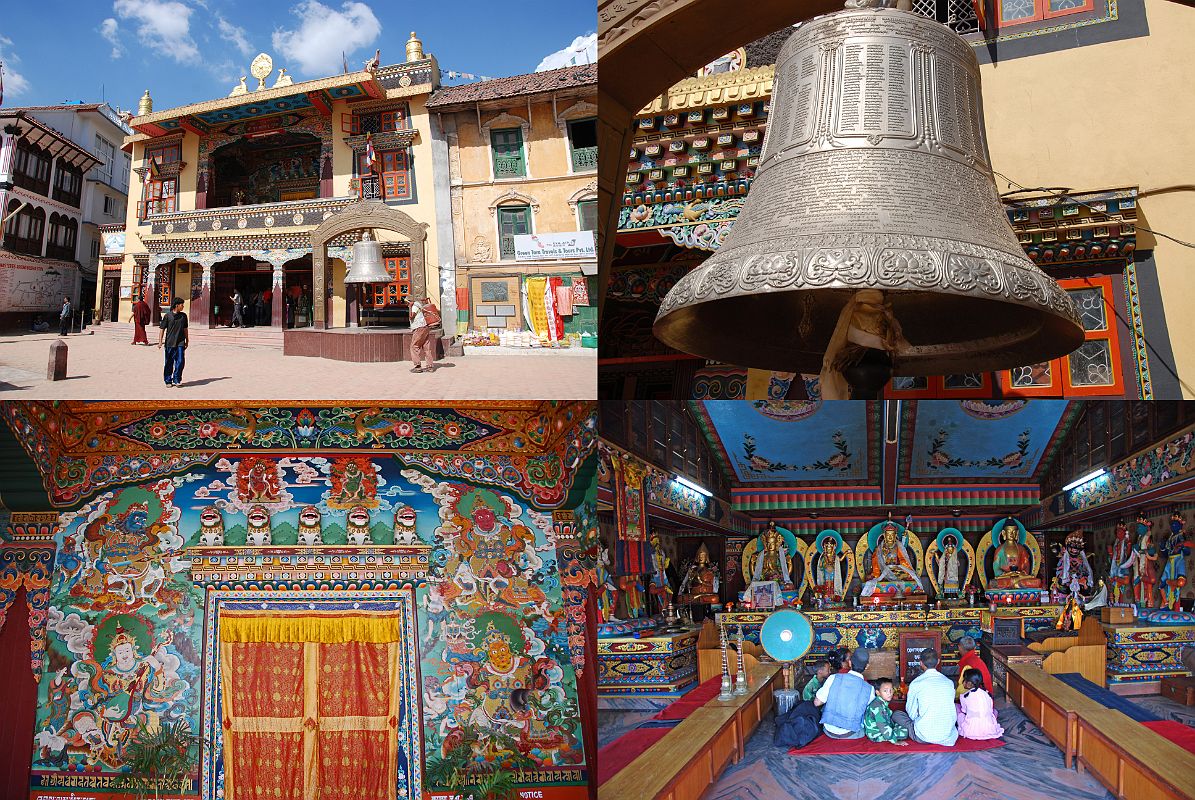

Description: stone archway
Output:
[310,200,429,329]
[597,0,840,309]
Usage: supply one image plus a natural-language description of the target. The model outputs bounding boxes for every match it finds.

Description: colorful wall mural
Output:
[11,405,596,800]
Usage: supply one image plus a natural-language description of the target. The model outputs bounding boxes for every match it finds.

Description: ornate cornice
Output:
[638,65,775,115]
[344,129,419,151]
[144,196,357,236]
[133,161,187,179]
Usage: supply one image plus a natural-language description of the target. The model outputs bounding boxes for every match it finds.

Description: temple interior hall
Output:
[596,400,1195,800]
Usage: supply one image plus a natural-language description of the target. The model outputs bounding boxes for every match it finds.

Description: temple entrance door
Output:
[470,276,521,332]
[101,274,120,322]
[211,257,277,328]
[282,255,314,329]
[0,588,37,799]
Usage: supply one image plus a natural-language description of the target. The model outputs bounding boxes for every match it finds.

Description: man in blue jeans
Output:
[158,297,189,387]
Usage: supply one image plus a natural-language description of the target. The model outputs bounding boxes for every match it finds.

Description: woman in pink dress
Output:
[957,669,1004,739]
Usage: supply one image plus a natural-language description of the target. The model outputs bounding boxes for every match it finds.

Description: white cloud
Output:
[113,0,200,64]
[272,1,381,77]
[100,18,124,59]
[0,35,31,98]
[216,14,253,58]
[536,33,596,72]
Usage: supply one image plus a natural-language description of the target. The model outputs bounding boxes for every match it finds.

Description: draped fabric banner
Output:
[219,612,402,800]
[0,544,54,677]
[609,453,650,575]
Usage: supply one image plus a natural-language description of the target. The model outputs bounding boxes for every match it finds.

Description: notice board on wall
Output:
[899,629,942,685]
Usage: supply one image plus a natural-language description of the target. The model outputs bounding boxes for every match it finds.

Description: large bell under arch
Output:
[652,6,1084,382]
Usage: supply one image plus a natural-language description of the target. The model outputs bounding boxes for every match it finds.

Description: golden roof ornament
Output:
[273,68,293,88]
[250,53,274,91]
[406,31,424,62]
[228,76,248,97]
[137,89,153,115]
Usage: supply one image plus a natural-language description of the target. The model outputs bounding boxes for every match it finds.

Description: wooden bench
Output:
[1007,663,1195,798]
[1027,615,1108,687]
[1006,663,1107,768]
[1074,707,1195,800]
[599,663,782,800]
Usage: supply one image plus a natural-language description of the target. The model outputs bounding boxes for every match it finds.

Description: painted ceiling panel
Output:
[700,400,871,482]
[907,400,1069,480]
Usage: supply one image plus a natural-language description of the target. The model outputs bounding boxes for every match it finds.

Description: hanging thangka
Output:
[609,451,651,575]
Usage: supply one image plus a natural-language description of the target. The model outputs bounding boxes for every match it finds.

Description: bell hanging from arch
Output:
[652,4,1084,388]
[345,229,391,284]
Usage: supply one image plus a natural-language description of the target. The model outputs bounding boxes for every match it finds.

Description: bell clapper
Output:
[819,289,907,400]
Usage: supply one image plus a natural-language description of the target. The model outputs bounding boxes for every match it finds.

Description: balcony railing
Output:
[571,146,598,172]
[141,196,358,237]
[493,155,526,179]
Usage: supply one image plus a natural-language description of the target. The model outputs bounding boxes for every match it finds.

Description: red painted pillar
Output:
[190,264,211,329]
[0,588,37,799]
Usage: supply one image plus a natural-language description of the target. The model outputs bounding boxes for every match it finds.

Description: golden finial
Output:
[406,31,424,62]
[137,89,153,115]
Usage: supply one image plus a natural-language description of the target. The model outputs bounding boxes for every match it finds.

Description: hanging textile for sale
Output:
[543,276,563,341]
[219,612,404,800]
[609,451,651,575]
[523,276,551,339]
[555,283,574,316]
[571,278,590,306]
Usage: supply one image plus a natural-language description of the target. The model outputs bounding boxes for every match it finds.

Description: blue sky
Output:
[0,0,594,113]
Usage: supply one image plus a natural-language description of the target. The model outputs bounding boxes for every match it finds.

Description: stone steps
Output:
[94,322,283,349]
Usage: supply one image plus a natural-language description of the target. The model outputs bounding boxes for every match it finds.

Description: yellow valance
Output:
[219,612,402,643]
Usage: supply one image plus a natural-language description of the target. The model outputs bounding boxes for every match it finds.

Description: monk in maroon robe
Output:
[130,298,151,345]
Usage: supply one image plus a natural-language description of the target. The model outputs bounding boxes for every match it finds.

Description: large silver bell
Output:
[652,6,1084,383]
[344,229,391,284]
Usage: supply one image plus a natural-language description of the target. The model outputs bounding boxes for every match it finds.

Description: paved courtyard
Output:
[0,330,595,399]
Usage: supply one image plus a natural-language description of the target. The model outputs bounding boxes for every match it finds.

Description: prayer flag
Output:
[148,155,161,178]
[364,132,376,173]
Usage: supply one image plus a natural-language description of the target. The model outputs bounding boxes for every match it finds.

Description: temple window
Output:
[490,128,526,178]
[567,118,598,172]
[13,140,52,196]
[997,0,1093,24]
[497,204,532,259]
[577,199,597,231]
[356,149,412,202]
[140,177,177,218]
[343,108,410,134]
[208,132,321,207]
[146,142,182,167]
[366,256,412,309]
[52,160,83,208]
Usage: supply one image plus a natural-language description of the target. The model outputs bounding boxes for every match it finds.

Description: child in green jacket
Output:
[863,677,910,745]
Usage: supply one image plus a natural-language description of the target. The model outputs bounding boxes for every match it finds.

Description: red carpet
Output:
[598,676,724,786]
[789,735,1006,755]
[597,728,671,784]
[1143,720,1195,756]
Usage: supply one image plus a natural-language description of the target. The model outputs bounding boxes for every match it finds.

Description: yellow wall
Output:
[444,91,597,275]
[979,0,1195,395]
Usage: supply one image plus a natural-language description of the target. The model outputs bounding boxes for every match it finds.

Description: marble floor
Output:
[598,694,1195,799]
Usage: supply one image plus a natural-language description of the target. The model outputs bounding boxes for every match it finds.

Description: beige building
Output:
[427,65,597,341]
[115,34,450,359]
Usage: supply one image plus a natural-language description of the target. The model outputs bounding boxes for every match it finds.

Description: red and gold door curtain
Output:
[219,612,405,800]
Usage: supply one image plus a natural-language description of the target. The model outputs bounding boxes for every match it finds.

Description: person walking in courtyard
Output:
[58,296,71,336]
[230,288,244,327]
[158,297,189,387]
[129,295,151,345]
[408,295,438,373]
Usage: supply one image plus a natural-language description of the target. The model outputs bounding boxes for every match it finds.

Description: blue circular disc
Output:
[760,609,814,662]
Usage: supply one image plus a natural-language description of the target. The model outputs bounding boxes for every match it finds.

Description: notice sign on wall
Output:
[513,231,596,261]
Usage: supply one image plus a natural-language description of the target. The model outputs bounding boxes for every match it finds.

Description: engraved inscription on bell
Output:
[652,7,1084,379]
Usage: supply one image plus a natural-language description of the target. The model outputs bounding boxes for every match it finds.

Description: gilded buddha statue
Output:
[752,522,794,588]
[861,520,922,596]
[991,521,1042,589]
[679,544,720,604]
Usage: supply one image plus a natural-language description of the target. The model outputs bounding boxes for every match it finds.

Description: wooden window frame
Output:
[998,274,1125,397]
[496,204,532,261]
[366,255,412,309]
[139,177,178,218]
[577,199,597,232]
[490,128,526,179]
[356,149,412,202]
